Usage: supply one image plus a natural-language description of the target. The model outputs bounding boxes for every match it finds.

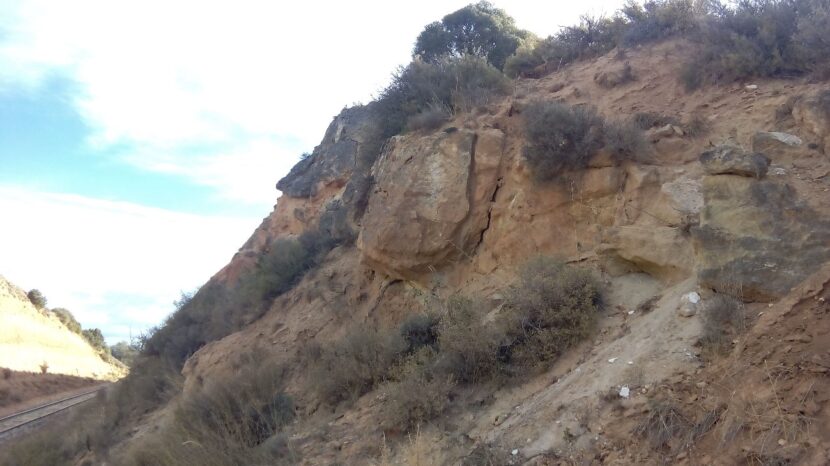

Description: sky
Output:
[0,0,622,345]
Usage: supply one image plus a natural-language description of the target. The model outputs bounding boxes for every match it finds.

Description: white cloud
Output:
[0,0,624,342]
[0,186,259,343]
[0,0,621,204]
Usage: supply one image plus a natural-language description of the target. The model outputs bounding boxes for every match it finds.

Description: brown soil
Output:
[0,369,101,418]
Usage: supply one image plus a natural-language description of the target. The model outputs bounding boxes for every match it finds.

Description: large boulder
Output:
[700,145,770,178]
[359,128,504,279]
[692,176,830,301]
[599,226,693,281]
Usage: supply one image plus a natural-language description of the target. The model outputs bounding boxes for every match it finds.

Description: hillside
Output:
[0,275,125,380]
[3,1,830,465]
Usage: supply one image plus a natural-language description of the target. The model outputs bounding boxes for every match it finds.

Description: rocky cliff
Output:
[162,40,830,464]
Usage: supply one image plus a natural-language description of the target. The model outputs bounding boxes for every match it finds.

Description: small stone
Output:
[619,386,630,398]
[778,438,787,446]
[746,84,758,90]
[608,358,618,363]
[512,449,519,456]
[696,381,707,388]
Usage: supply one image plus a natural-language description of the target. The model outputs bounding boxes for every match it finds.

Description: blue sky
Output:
[0,0,620,345]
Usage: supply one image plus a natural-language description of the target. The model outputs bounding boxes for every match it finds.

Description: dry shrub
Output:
[382,347,454,431]
[523,101,646,182]
[683,112,709,137]
[593,62,635,88]
[406,103,452,132]
[434,296,503,384]
[2,368,11,380]
[0,429,73,466]
[503,258,602,367]
[634,399,692,450]
[522,102,605,181]
[604,119,649,159]
[632,111,680,130]
[127,361,297,466]
[310,326,405,406]
[399,313,441,354]
[699,294,745,357]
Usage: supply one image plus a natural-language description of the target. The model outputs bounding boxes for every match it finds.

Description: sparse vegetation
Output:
[144,227,347,368]
[309,326,405,406]
[375,55,509,137]
[27,289,47,309]
[632,111,680,130]
[38,361,48,375]
[502,257,602,367]
[50,308,81,334]
[110,341,139,366]
[433,296,503,384]
[381,347,454,430]
[522,101,645,182]
[699,293,745,356]
[82,328,109,354]
[405,103,452,132]
[634,399,692,449]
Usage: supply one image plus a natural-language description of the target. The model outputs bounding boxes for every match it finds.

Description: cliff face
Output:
[177,40,830,464]
[0,276,125,380]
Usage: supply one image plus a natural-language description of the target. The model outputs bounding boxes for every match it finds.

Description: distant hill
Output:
[0,275,125,380]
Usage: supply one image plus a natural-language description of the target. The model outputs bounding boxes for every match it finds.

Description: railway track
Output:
[0,386,106,441]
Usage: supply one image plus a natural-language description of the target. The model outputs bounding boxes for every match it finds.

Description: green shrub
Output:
[309,326,405,405]
[504,43,545,78]
[413,1,532,70]
[50,308,81,334]
[27,289,47,309]
[375,55,509,137]
[110,341,139,366]
[82,328,108,353]
[503,258,602,367]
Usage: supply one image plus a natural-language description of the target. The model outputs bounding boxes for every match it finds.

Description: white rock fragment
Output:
[746,84,758,90]
[512,449,519,456]
[619,386,630,398]
[627,361,634,365]
[627,310,635,315]
[608,357,618,364]
[678,291,701,317]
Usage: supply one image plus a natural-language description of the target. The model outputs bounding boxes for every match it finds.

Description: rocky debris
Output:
[699,145,770,178]
[751,131,803,159]
[678,291,700,317]
[359,127,504,279]
[692,176,830,301]
[276,105,377,198]
[647,124,684,142]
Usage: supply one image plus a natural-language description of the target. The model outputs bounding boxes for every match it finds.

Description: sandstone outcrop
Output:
[699,145,770,178]
[358,127,504,279]
[692,175,830,301]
